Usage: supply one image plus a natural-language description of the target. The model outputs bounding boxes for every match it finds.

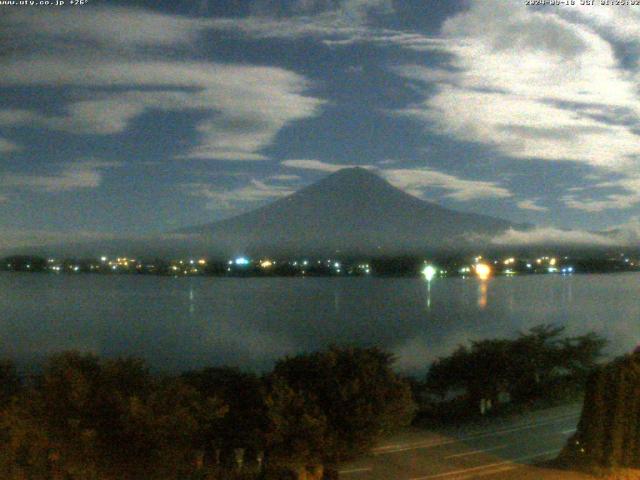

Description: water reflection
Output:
[478,281,488,309]
[1,272,639,375]
[188,285,195,315]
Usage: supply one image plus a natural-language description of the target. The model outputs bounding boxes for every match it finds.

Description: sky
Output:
[2,0,640,249]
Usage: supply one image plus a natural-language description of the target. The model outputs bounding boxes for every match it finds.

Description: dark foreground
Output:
[339,403,593,480]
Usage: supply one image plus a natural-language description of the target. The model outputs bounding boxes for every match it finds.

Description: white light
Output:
[100,256,107,262]
[422,265,437,282]
[235,257,250,266]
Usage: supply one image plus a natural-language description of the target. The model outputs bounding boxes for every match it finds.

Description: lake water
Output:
[1,272,639,375]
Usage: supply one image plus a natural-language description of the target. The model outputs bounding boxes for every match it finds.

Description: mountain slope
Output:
[180,168,522,256]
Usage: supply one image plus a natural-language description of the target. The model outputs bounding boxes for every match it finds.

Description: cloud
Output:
[559,6,640,49]
[517,199,548,212]
[0,161,118,193]
[490,227,614,247]
[186,179,295,210]
[562,175,640,212]
[606,217,640,244]
[281,159,360,172]
[211,13,445,51]
[269,174,301,182]
[0,229,117,251]
[0,8,325,162]
[1,7,210,50]
[0,62,324,160]
[490,218,640,247]
[207,0,445,52]
[381,167,512,201]
[394,0,640,171]
[282,159,511,201]
[0,137,20,153]
[210,0,388,37]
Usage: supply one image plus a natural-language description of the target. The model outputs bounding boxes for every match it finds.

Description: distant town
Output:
[1,252,639,278]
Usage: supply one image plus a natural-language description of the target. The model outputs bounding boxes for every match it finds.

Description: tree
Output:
[271,346,416,462]
[263,376,329,465]
[0,359,20,407]
[564,353,640,469]
[7,351,228,479]
[182,367,266,452]
[425,325,607,410]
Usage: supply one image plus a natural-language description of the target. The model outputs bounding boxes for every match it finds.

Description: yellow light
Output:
[260,260,273,268]
[549,258,557,266]
[198,259,207,265]
[475,263,491,281]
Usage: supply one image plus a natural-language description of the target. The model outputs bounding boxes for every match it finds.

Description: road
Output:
[338,403,589,480]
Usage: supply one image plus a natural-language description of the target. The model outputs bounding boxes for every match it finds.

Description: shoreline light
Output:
[474,263,491,281]
[422,265,437,282]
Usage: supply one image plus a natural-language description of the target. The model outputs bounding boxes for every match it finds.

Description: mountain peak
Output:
[331,166,375,176]
[324,166,380,181]
[309,167,392,192]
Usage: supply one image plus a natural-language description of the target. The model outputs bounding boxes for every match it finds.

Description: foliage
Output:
[563,353,640,469]
[0,352,227,479]
[270,346,417,462]
[0,360,20,407]
[263,375,330,464]
[425,325,606,408]
[0,347,417,478]
[182,367,266,451]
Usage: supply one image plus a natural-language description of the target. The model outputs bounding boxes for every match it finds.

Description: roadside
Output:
[338,402,602,480]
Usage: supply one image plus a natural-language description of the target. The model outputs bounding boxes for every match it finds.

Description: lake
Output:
[1,271,639,375]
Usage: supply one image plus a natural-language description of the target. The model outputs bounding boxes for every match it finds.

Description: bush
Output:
[182,367,266,453]
[0,352,227,479]
[269,346,417,462]
[0,347,417,478]
[425,325,606,413]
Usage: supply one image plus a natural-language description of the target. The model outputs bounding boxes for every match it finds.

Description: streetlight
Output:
[422,265,437,282]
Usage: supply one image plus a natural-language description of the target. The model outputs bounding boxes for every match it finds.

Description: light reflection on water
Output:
[478,281,488,310]
[1,272,638,375]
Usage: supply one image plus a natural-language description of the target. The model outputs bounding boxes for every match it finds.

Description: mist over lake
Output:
[2,272,638,375]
